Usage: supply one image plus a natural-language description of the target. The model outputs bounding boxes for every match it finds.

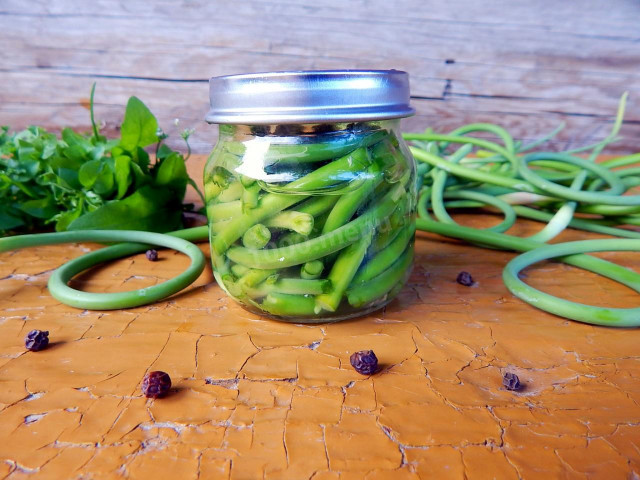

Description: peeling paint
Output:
[1,186,640,477]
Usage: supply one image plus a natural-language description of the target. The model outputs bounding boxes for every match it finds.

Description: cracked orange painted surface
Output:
[1,158,640,479]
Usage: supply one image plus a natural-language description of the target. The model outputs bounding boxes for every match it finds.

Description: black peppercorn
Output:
[141,371,172,398]
[350,350,378,375]
[25,330,49,351]
[145,249,158,261]
[503,372,521,391]
[456,271,474,286]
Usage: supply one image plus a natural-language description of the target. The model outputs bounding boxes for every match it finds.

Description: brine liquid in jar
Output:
[204,70,416,322]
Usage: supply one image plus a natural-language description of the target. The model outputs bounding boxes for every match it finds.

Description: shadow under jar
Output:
[204,70,416,323]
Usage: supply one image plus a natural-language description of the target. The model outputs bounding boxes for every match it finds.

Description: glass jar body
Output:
[204,120,416,322]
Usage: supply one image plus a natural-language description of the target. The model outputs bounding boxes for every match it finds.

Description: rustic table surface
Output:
[1,1,640,479]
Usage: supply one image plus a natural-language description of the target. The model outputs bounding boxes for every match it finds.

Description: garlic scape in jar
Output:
[204,70,416,322]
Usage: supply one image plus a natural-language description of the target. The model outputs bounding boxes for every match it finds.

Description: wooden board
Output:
[1,0,639,157]
[2,2,640,476]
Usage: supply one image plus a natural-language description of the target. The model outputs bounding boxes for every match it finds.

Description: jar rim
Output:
[205,70,415,125]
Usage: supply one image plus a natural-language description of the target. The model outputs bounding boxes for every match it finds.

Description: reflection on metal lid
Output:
[206,70,415,125]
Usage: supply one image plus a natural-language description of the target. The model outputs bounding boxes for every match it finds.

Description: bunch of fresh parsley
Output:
[0,85,203,236]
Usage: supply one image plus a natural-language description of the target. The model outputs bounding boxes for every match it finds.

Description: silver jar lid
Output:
[205,70,415,125]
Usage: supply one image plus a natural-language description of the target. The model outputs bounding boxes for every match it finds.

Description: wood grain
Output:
[1,0,639,155]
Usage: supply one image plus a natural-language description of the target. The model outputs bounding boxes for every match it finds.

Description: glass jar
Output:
[204,70,416,322]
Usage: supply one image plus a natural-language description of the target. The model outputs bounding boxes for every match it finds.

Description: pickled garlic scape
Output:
[204,124,416,321]
[204,70,416,322]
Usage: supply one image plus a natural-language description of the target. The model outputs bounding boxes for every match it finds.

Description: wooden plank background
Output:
[1,0,639,156]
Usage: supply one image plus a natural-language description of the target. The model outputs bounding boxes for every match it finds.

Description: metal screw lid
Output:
[205,70,415,125]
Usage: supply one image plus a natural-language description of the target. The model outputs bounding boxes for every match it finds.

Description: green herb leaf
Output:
[119,96,159,152]
[156,143,174,160]
[78,159,103,189]
[1,86,200,237]
[67,185,182,232]
[18,197,59,219]
[114,155,132,199]
[92,159,115,196]
[129,161,150,189]
[0,210,26,231]
[54,200,85,232]
[154,152,188,197]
